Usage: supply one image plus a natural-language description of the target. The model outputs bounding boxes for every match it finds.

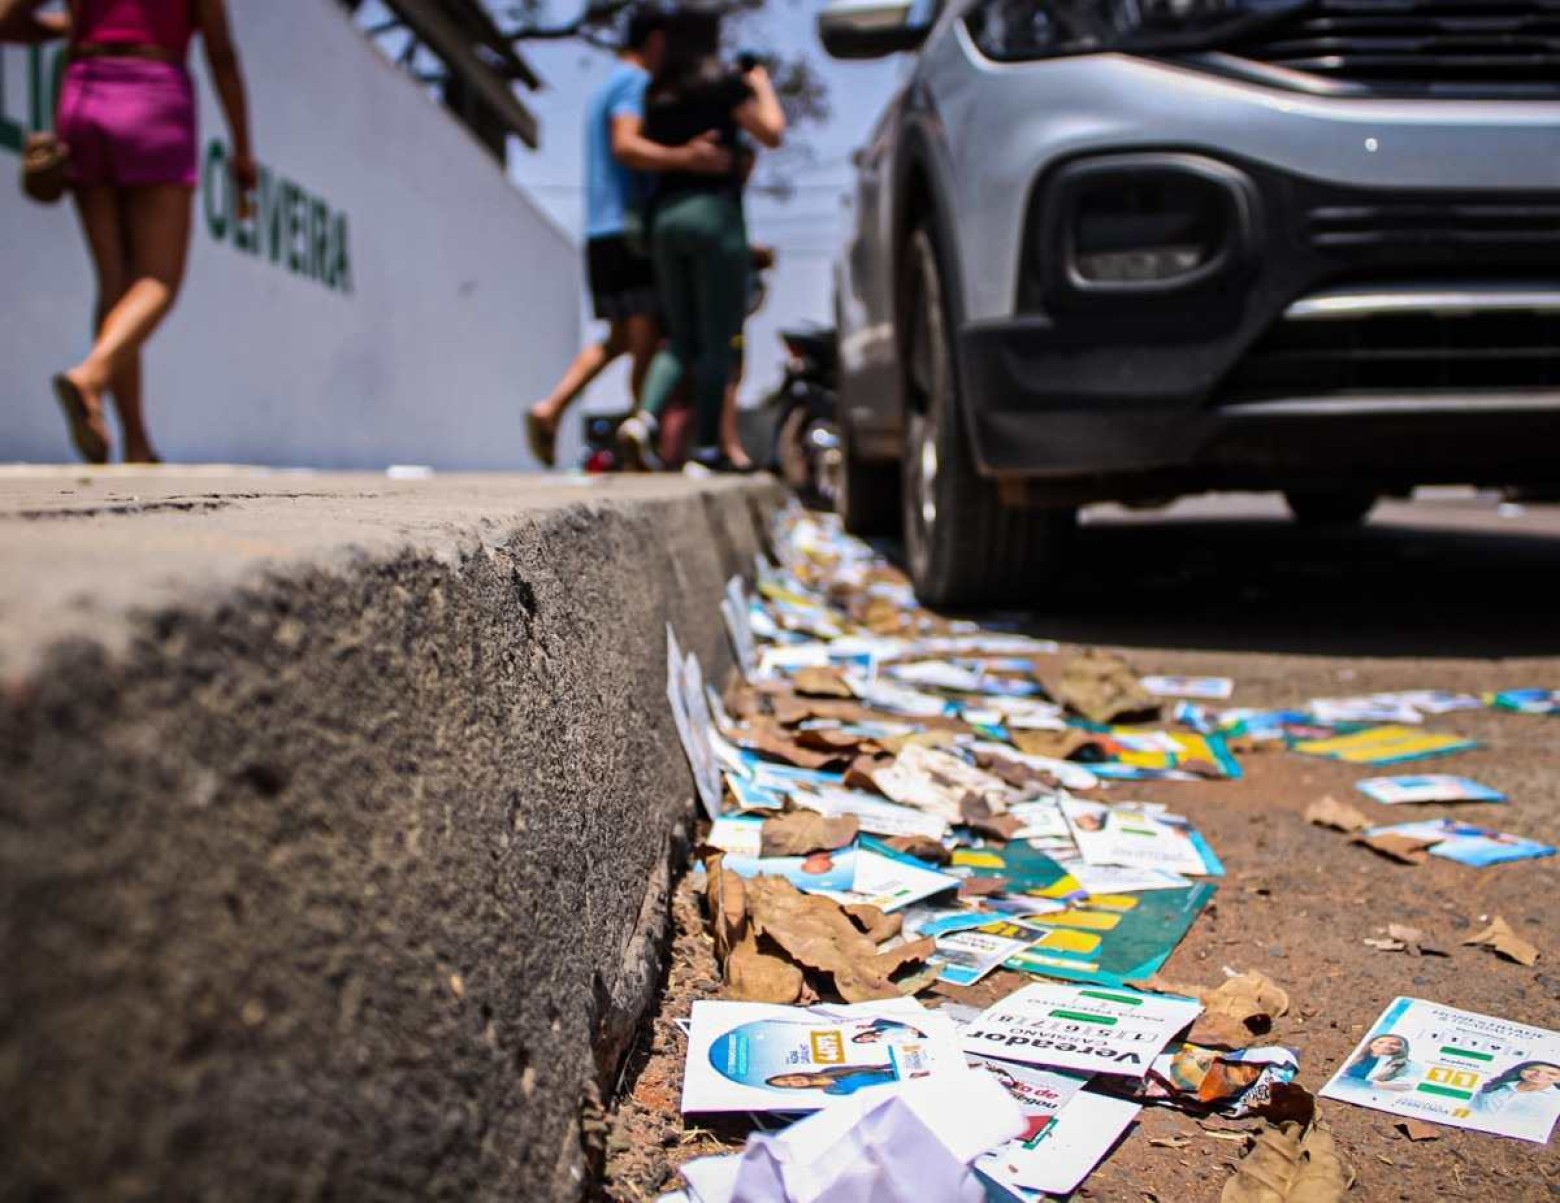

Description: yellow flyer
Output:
[1292,725,1477,766]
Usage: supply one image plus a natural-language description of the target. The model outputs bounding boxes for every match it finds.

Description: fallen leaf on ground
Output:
[793,666,856,699]
[1058,649,1161,724]
[959,876,1010,899]
[1396,1119,1442,1143]
[759,810,858,858]
[1304,796,1371,834]
[702,856,747,967]
[745,875,935,1002]
[741,720,847,771]
[843,903,902,944]
[1351,832,1436,865]
[959,793,1026,841]
[1221,1122,1353,1203]
[725,934,804,1004]
[1132,970,1290,1048]
[1463,916,1540,967]
[794,727,867,754]
[1150,1136,1192,1149]
[1008,728,1099,762]
[882,835,950,865]
[1363,937,1407,953]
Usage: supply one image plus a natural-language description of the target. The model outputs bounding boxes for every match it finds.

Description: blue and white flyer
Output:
[1320,998,1560,1144]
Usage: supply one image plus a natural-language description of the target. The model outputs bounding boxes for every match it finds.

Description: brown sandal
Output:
[525,408,557,469]
[52,374,109,464]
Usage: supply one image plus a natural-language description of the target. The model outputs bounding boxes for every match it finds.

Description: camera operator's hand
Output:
[679,130,733,176]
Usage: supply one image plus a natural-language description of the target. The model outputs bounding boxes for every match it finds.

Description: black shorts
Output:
[586,235,658,322]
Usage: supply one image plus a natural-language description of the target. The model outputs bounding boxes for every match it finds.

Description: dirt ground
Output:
[603,494,1560,1202]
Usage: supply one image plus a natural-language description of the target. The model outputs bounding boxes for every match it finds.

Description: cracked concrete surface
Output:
[0,468,781,1201]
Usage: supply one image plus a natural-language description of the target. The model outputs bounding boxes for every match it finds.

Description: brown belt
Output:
[68,43,182,66]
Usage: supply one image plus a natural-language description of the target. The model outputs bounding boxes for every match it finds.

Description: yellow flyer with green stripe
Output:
[1292,724,1478,765]
[1320,998,1560,1144]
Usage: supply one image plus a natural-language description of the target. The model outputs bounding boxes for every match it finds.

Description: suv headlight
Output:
[964,0,1300,62]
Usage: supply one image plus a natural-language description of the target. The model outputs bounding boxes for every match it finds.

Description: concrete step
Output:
[0,468,782,1201]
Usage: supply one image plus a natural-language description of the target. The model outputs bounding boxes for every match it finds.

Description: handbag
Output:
[21,131,69,205]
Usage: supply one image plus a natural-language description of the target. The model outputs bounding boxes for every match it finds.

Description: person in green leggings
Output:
[617,10,785,474]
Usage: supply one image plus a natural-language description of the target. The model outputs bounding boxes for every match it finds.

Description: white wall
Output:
[0,2,579,469]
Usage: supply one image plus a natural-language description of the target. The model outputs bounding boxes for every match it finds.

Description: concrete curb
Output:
[0,472,783,1201]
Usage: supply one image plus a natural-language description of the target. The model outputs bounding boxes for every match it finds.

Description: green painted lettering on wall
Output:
[0,45,63,154]
[202,140,353,296]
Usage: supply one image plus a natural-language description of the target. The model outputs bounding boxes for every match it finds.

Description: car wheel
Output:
[901,227,1074,608]
[1284,489,1378,527]
[837,420,901,536]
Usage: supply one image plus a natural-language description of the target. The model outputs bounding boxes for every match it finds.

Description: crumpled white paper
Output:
[675,1069,1024,1203]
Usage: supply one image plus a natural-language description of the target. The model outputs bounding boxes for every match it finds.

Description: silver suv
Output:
[819,0,1560,605]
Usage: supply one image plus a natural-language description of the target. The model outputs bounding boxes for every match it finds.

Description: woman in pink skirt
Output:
[1,0,255,463]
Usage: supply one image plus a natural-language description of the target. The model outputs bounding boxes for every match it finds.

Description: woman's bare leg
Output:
[529,327,625,432]
[65,185,192,438]
[721,345,754,469]
[622,313,660,406]
[65,185,128,456]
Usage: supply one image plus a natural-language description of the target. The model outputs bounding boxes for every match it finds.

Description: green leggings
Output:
[640,191,749,448]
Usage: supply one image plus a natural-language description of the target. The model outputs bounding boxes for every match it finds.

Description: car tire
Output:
[1284,489,1378,527]
[838,420,901,536]
[901,227,1075,608]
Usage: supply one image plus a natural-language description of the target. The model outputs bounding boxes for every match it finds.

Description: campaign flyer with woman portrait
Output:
[1321,998,1560,1143]
[680,998,965,1114]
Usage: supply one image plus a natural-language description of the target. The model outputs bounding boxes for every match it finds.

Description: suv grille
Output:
[1228,0,1560,97]
[1224,309,1560,402]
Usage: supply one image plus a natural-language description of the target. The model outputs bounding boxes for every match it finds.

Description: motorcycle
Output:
[766,324,840,507]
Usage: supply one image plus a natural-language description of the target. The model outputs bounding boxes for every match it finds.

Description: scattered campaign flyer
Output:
[666,626,724,820]
[1489,688,1560,716]
[1062,799,1224,878]
[1355,775,1507,806]
[1141,675,1234,701]
[949,841,1086,901]
[1292,724,1479,766]
[976,1088,1140,1200]
[962,983,1201,1079]
[816,837,961,912]
[1003,884,1217,988]
[1361,819,1555,867]
[1063,862,1193,895]
[904,910,1048,988]
[1320,998,1560,1144]
[790,784,949,841]
[681,999,967,1115]
[720,576,757,679]
[1098,731,1242,781]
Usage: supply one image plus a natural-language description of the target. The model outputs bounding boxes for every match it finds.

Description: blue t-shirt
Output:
[584,62,649,240]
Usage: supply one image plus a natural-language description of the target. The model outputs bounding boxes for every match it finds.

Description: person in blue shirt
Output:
[526,6,732,467]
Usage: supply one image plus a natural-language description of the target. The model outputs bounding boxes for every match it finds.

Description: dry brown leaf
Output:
[1396,1119,1442,1143]
[959,792,1025,842]
[1463,916,1540,967]
[794,727,867,755]
[726,934,805,1003]
[745,875,935,1002]
[1362,938,1407,953]
[1150,1136,1192,1149]
[1133,971,1290,1048]
[1351,832,1436,865]
[1058,649,1160,724]
[882,835,951,865]
[1386,923,1423,944]
[741,719,847,771]
[793,666,856,699]
[843,903,903,944]
[1304,796,1371,834]
[760,810,859,858]
[701,856,747,967]
[1007,728,1101,762]
[959,876,1010,899]
[1221,1122,1353,1203]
